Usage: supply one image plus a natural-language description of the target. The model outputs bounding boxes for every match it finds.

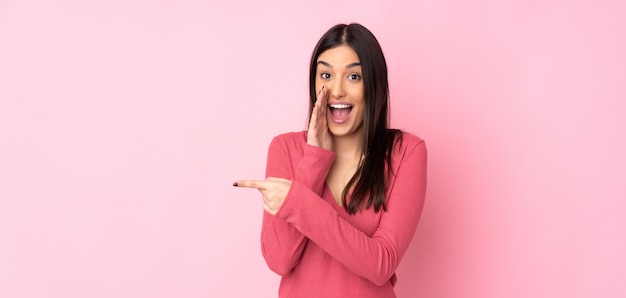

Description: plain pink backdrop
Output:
[1,1,625,297]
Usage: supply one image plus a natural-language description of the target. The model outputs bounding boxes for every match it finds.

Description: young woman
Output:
[235,23,427,298]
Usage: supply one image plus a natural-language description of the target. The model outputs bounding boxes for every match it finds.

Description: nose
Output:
[329,79,346,99]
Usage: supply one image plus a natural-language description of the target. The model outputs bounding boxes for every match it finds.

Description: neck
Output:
[332,131,365,159]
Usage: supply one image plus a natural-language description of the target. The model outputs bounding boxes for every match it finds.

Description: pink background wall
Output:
[1,1,624,297]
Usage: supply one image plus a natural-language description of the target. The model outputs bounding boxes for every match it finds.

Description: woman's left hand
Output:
[234,177,292,215]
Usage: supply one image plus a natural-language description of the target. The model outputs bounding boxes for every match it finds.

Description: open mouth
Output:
[329,104,352,123]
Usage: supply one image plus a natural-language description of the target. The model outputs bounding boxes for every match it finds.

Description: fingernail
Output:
[232,182,238,187]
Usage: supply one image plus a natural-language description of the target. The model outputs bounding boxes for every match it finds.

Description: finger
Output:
[316,85,325,103]
[233,180,265,189]
[309,102,318,129]
[308,101,321,145]
[316,86,325,110]
[318,86,328,123]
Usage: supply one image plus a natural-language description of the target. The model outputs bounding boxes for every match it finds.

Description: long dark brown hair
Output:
[308,23,401,215]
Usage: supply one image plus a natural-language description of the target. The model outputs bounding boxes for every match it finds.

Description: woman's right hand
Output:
[307,86,333,150]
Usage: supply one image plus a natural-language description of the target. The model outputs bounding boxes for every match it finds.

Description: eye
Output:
[348,73,361,80]
[320,72,331,79]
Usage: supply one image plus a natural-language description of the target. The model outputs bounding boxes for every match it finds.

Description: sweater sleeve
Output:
[260,135,336,275]
[274,140,427,285]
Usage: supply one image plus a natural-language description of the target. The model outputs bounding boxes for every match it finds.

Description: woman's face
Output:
[315,45,365,139]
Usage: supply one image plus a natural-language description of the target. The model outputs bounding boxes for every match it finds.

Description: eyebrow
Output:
[317,60,361,69]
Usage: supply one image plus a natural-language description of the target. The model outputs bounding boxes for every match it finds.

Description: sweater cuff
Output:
[302,143,335,163]
[275,180,306,220]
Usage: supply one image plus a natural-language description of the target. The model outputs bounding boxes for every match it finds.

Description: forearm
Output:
[274,142,427,285]
[274,142,335,194]
[260,135,336,274]
[260,211,308,275]
[274,182,404,285]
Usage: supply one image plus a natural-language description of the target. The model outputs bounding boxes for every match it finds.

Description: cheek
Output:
[355,84,364,101]
[354,105,365,122]
[348,84,364,98]
[315,78,327,92]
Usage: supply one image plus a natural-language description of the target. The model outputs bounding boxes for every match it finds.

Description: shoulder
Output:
[392,130,426,153]
[388,130,427,178]
[268,131,308,153]
[270,131,307,146]
[398,130,424,145]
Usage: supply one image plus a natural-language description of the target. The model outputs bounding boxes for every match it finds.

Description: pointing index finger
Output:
[233,180,265,189]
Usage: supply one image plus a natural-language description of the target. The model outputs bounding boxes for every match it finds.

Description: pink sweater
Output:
[261,131,427,298]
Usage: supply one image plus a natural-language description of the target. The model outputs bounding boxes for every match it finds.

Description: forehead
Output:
[317,45,360,66]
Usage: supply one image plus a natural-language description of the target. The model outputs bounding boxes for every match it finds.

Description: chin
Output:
[329,124,361,138]
[328,126,347,137]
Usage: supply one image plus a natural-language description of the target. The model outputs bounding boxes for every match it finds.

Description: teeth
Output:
[329,104,352,109]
